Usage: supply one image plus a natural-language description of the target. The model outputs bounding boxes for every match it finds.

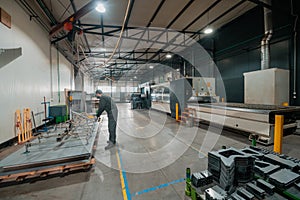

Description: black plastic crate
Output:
[49,105,67,117]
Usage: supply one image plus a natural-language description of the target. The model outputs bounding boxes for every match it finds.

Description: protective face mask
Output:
[96,96,101,99]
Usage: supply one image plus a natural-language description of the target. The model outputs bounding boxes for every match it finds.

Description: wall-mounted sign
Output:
[0,8,11,29]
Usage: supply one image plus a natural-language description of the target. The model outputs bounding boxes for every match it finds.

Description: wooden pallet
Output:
[0,158,95,183]
[181,108,197,126]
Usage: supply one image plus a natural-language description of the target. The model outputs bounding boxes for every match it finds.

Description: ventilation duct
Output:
[261,0,272,70]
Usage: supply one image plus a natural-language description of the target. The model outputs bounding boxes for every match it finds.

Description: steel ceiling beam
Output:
[87,62,142,66]
[17,0,50,32]
[147,0,166,27]
[85,55,162,63]
[80,24,198,34]
[80,24,123,30]
[138,0,196,62]
[166,0,195,29]
[70,0,91,52]
[124,0,135,28]
[245,0,272,9]
[83,30,188,47]
[131,0,167,55]
[49,1,97,36]
[81,50,170,55]
[118,0,135,55]
[35,0,58,25]
[192,0,246,38]
[101,15,105,44]
[244,0,290,15]
[51,35,69,44]
[182,0,222,31]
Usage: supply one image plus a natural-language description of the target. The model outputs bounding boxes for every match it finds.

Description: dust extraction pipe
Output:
[261,0,273,70]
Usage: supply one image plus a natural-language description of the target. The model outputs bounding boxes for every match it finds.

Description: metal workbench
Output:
[0,112,101,184]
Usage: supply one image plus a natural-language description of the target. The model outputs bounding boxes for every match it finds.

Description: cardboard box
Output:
[0,8,11,28]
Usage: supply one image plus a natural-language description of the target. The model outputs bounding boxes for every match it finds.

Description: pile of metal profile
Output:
[208,147,255,192]
[188,103,300,145]
[253,160,280,179]
[269,169,300,189]
[191,170,213,188]
[264,154,299,171]
[0,111,101,184]
[205,185,228,200]
[192,146,300,200]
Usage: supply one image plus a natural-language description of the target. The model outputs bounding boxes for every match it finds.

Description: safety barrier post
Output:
[274,115,284,154]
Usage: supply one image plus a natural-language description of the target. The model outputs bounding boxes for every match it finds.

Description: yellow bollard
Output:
[176,103,179,121]
[274,115,284,154]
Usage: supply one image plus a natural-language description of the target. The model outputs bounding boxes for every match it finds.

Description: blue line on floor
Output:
[117,148,132,200]
[131,178,185,196]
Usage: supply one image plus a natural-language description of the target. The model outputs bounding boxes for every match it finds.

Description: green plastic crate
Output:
[55,115,68,124]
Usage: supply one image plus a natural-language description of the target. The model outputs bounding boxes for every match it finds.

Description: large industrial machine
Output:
[130,82,151,109]
[150,76,218,115]
[170,77,219,118]
[188,103,300,145]
[151,82,171,114]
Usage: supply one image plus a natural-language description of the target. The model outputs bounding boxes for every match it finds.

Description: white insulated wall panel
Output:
[51,47,73,105]
[0,0,74,143]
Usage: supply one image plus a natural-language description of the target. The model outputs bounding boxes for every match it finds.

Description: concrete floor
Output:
[0,103,300,200]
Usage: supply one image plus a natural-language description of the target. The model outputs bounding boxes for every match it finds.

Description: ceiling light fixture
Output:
[203,10,213,35]
[134,76,137,79]
[95,2,106,13]
[166,54,172,59]
[204,27,213,34]
[149,65,154,69]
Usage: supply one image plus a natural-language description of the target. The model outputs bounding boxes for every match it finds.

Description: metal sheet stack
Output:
[254,160,280,179]
[195,146,300,199]
[205,185,227,200]
[269,169,300,189]
[191,170,213,187]
[208,147,255,192]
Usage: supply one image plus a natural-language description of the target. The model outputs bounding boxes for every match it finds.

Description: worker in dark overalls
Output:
[96,90,118,150]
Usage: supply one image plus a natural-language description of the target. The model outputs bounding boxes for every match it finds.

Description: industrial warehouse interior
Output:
[1,0,300,199]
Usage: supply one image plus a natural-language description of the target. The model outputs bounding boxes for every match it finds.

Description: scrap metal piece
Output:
[201,169,213,184]
[256,179,275,195]
[241,147,264,159]
[237,187,255,200]
[254,160,280,178]
[264,154,299,171]
[208,147,255,192]
[208,151,221,181]
[191,170,213,187]
[246,182,265,199]
[191,172,204,187]
[24,142,31,154]
[205,185,227,200]
[284,185,300,199]
[231,192,246,200]
[249,146,270,155]
[269,169,300,189]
